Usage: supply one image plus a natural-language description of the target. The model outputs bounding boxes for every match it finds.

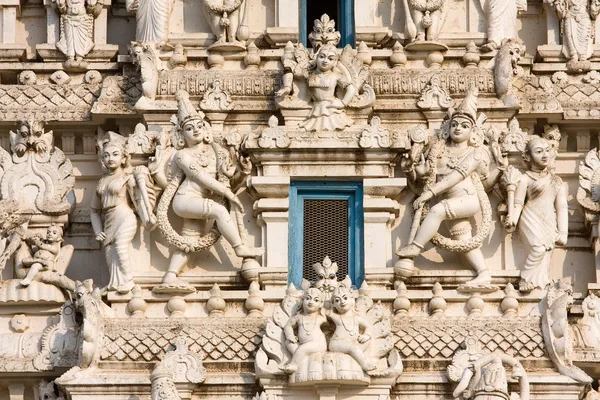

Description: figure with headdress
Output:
[279,285,328,373]
[503,136,568,291]
[275,14,374,132]
[154,90,262,292]
[396,88,507,290]
[90,132,157,294]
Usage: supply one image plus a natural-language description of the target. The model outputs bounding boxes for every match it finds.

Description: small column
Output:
[363,178,406,289]
[264,0,300,47]
[0,0,26,60]
[248,176,291,289]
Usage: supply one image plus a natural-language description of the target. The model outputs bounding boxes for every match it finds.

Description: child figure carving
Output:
[280,287,328,373]
[397,88,507,290]
[19,225,63,287]
[504,137,568,291]
[328,285,377,371]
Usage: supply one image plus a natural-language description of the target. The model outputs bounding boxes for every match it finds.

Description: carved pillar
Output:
[264,0,300,47]
[248,176,290,289]
[363,178,405,289]
[0,0,25,60]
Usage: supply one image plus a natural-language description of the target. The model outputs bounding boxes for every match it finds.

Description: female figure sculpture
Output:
[155,90,262,291]
[396,88,506,290]
[504,137,568,291]
[91,132,157,294]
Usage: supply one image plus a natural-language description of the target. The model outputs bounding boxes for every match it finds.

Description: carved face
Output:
[529,139,551,170]
[182,118,212,146]
[102,144,124,171]
[449,116,473,143]
[333,287,354,313]
[46,225,63,242]
[303,288,323,313]
[316,49,337,72]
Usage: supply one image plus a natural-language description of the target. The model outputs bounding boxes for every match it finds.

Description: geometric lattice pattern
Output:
[394,317,546,360]
[303,199,349,282]
[100,319,265,362]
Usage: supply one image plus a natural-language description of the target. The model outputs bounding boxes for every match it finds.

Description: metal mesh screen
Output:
[302,199,349,283]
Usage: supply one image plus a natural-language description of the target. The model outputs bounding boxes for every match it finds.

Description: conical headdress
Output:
[452,86,479,124]
[176,90,205,128]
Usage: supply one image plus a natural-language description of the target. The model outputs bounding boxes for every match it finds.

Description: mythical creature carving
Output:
[395,88,507,292]
[130,43,161,109]
[447,337,530,400]
[153,90,262,293]
[489,38,525,107]
[0,118,76,293]
[545,0,600,70]
[577,148,600,222]
[256,259,402,384]
[541,278,593,383]
[91,131,157,294]
[502,136,568,292]
[56,280,116,383]
[275,14,375,132]
[202,0,250,49]
[54,0,102,69]
[125,0,173,45]
[479,0,527,52]
[572,293,600,350]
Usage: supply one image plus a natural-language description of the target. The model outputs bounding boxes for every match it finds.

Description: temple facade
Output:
[0,0,599,399]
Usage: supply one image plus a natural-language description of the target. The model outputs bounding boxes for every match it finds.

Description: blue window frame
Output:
[300,0,355,48]
[288,181,364,288]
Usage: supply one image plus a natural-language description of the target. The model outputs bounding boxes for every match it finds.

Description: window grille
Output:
[288,181,363,287]
[302,199,349,283]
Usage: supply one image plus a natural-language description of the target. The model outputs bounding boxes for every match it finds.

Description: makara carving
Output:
[396,88,507,292]
[276,14,375,132]
[447,337,530,400]
[130,43,161,109]
[55,0,102,69]
[256,258,402,384]
[0,118,76,294]
[502,136,568,292]
[490,38,525,107]
[91,131,157,294]
[153,90,262,293]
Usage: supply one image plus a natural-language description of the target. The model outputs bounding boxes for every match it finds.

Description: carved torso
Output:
[96,172,130,210]
[175,146,218,199]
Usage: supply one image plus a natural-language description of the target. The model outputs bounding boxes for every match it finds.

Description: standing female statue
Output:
[504,136,568,291]
[154,90,262,292]
[396,88,506,290]
[126,0,173,45]
[91,132,157,294]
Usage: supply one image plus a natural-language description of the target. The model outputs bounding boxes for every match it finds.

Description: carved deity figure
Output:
[154,90,262,292]
[275,14,375,131]
[126,0,173,45]
[503,137,568,292]
[479,0,526,52]
[452,354,530,400]
[91,132,157,294]
[545,0,600,65]
[19,224,63,287]
[202,0,249,47]
[328,285,377,371]
[280,287,328,373]
[396,88,506,290]
[55,0,101,68]
[401,0,448,44]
